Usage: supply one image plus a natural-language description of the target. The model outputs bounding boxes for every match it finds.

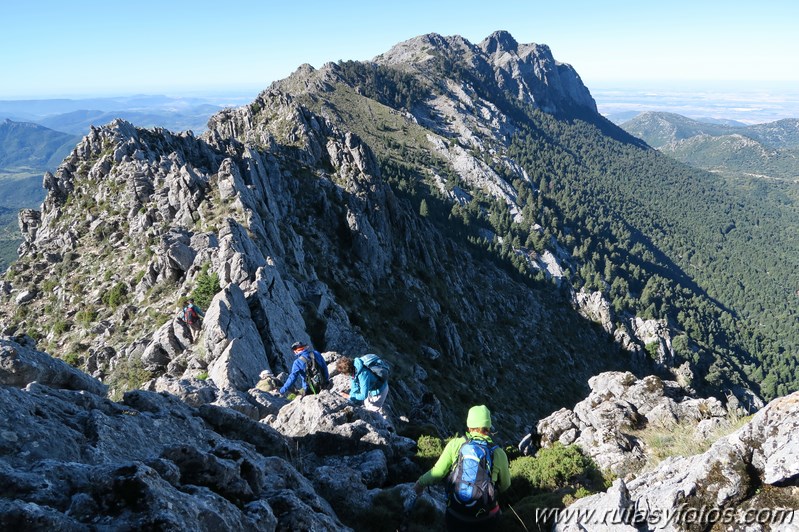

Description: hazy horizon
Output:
[3,1,797,98]
[2,82,797,127]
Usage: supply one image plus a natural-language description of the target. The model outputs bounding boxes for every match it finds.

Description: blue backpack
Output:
[446,437,499,517]
[359,354,390,390]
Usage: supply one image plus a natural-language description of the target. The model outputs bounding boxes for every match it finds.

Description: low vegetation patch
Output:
[107,355,153,401]
[630,411,753,471]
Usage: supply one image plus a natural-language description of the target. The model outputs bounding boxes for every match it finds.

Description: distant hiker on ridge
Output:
[278,341,329,397]
[413,405,510,531]
[181,298,204,343]
[337,354,390,415]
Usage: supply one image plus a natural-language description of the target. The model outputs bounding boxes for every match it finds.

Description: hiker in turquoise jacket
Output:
[414,405,510,531]
[337,355,389,414]
[279,341,329,396]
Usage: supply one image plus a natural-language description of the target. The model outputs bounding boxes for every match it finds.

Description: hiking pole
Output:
[507,502,530,532]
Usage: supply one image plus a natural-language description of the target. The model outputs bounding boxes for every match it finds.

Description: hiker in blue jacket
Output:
[337,355,389,414]
[278,341,329,396]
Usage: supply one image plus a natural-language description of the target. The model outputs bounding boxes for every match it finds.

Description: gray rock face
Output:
[478,30,598,114]
[0,336,107,396]
[556,391,799,532]
[375,30,597,116]
[0,338,364,530]
[271,391,414,459]
[573,290,691,379]
[204,283,271,391]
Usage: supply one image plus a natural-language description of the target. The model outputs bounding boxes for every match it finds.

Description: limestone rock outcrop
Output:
[535,371,728,477]
[555,391,799,532]
[0,335,428,530]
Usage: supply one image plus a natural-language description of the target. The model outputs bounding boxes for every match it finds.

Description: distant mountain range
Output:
[0,94,253,136]
[0,119,83,270]
[34,107,221,136]
[620,112,799,180]
[0,119,79,172]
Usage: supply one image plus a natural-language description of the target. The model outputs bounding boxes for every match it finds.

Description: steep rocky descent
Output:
[0,334,792,532]
[0,334,423,530]
[0,37,656,438]
[277,32,799,403]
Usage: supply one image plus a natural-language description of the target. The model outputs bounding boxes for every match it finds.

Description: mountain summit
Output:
[373,31,597,115]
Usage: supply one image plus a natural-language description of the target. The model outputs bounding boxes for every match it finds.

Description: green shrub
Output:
[414,434,445,471]
[62,352,81,367]
[191,263,221,309]
[506,443,605,506]
[102,282,128,309]
[52,319,70,334]
[76,309,98,326]
[196,371,208,381]
[510,444,595,491]
[108,356,153,401]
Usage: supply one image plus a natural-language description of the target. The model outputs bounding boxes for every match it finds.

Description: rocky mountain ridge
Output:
[1,29,798,529]
[0,32,686,441]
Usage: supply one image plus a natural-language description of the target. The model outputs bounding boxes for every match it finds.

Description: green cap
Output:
[466,405,492,429]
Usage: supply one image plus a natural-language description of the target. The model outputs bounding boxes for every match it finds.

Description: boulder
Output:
[204,283,271,391]
[534,372,728,478]
[143,375,218,407]
[271,391,414,459]
[0,337,107,396]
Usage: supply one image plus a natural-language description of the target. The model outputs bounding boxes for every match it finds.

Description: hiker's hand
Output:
[339,391,349,399]
[413,482,424,496]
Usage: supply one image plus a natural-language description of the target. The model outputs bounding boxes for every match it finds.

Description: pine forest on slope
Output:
[269,32,799,400]
[2,30,798,430]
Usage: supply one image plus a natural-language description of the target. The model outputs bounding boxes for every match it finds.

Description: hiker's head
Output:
[336,356,355,376]
[187,298,194,304]
[466,405,492,434]
[291,341,308,354]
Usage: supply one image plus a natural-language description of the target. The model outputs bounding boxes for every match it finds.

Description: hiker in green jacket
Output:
[413,405,510,531]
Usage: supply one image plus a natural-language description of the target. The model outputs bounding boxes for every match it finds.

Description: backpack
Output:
[446,437,499,518]
[360,354,390,390]
[299,352,328,394]
[184,305,199,324]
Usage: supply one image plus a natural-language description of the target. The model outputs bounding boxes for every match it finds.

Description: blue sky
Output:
[1,0,798,99]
